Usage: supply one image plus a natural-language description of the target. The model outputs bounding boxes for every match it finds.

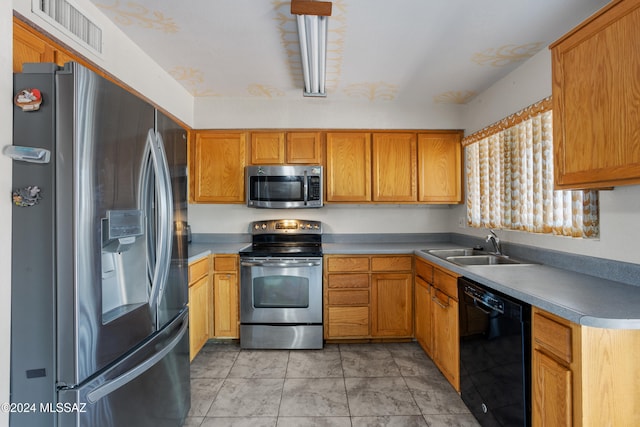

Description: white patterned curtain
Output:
[464,100,599,238]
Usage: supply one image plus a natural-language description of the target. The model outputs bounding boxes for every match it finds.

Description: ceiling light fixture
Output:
[291,0,332,97]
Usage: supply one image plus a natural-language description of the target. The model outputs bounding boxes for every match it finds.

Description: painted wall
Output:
[194,96,465,130]
[1,2,13,423]
[456,48,640,265]
[189,203,457,235]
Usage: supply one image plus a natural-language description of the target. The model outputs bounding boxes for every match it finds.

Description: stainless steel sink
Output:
[446,255,523,266]
[426,248,485,258]
[423,248,535,266]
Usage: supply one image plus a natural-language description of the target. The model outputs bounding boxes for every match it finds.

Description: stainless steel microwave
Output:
[246,165,323,208]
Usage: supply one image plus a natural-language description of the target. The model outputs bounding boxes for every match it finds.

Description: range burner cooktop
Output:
[240,219,323,258]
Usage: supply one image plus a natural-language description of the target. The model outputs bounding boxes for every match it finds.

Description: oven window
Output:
[253,275,309,308]
[250,176,304,201]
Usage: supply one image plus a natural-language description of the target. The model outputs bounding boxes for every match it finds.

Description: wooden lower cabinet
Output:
[414,275,433,356]
[371,273,413,337]
[188,256,212,361]
[324,255,413,340]
[532,306,640,426]
[212,255,239,338]
[413,257,460,391]
[326,306,369,338]
[188,276,210,361]
[533,349,572,427]
[431,286,459,390]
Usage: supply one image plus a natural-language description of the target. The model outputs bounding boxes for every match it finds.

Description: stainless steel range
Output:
[239,219,323,349]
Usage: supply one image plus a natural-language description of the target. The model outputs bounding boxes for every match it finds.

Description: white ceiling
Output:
[89,0,609,107]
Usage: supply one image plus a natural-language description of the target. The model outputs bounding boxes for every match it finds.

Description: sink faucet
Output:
[486,230,503,256]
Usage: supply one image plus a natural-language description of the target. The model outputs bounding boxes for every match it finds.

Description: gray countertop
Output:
[188,242,249,263]
[188,239,640,329]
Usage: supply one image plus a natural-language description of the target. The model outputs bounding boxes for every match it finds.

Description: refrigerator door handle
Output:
[85,313,188,404]
[145,129,174,317]
[152,131,174,310]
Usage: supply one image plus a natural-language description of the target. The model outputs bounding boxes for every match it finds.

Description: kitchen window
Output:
[463,97,599,238]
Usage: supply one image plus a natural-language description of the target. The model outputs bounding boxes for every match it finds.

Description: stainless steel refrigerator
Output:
[9,62,190,427]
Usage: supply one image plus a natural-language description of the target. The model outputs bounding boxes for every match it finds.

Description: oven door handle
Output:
[241,260,322,268]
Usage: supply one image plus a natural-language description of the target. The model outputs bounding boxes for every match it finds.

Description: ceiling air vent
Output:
[32,0,102,53]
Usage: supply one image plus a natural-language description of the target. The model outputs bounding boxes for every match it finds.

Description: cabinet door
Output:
[13,19,56,72]
[418,132,462,203]
[414,276,432,356]
[213,272,239,338]
[189,276,210,361]
[371,273,413,337]
[532,349,572,427]
[325,133,372,202]
[251,132,285,164]
[432,289,459,390]
[372,133,417,202]
[551,1,640,189]
[287,132,322,164]
[191,132,246,202]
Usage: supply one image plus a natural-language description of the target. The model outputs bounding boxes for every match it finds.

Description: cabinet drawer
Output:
[534,312,572,364]
[328,289,369,306]
[434,268,458,300]
[214,255,237,272]
[327,273,369,289]
[371,256,412,272]
[415,259,433,283]
[327,306,369,337]
[189,257,209,284]
[326,257,369,272]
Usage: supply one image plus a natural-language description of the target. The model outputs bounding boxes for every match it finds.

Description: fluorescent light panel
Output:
[292,1,331,97]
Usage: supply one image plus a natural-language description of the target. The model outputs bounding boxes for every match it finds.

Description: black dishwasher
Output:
[458,277,531,427]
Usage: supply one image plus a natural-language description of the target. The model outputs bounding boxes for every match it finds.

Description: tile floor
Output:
[183,341,480,427]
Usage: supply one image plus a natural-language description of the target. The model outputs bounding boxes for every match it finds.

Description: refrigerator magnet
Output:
[12,186,42,207]
[15,88,42,111]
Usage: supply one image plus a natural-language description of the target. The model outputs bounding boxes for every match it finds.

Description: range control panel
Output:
[249,219,322,234]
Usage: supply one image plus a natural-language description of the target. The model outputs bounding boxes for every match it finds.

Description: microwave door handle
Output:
[303,170,309,206]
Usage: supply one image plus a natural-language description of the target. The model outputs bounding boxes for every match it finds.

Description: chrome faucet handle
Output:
[486,229,502,255]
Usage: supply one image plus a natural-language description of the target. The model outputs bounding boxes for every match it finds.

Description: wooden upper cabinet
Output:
[418,132,462,203]
[250,132,285,164]
[191,132,247,203]
[250,131,322,164]
[551,0,640,189]
[325,132,372,202]
[13,19,56,72]
[372,133,417,202]
[287,132,322,164]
